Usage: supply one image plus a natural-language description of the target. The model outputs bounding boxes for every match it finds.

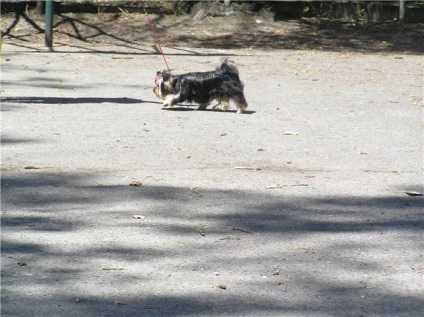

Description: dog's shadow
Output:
[162,106,256,114]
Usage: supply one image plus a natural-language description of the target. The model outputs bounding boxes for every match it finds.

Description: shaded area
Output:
[2,215,83,232]
[1,80,89,90]
[1,71,91,90]
[1,10,423,54]
[161,106,256,115]
[1,170,423,316]
[2,172,422,235]
[1,135,41,145]
[170,20,424,53]
[1,96,143,105]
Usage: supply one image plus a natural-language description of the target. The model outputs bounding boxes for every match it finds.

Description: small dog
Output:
[153,59,248,113]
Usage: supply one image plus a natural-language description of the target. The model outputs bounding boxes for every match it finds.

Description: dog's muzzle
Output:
[153,86,162,99]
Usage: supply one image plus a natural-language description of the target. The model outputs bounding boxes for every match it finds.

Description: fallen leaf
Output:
[102,267,125,271]
[265,184,282,189]
[232,227,252,234]
[272,271,280,276]
[129,181,142,186]
[406,192,423,196]
[217,284,227,290]
[219,236,240,241]
[220,133,227,136]
[24,166,40,170]
[283,131,299,136]
[132,215,146,220]
[266,183,308,189]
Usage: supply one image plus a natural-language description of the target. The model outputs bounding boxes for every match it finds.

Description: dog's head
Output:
[153,70,174,100]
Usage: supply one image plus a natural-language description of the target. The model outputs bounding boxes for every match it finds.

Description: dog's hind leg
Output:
[196,102,210,111]
[213,96,230,112]
[234,101,247,114]
[233,95,248,114]
[231,92,247,113]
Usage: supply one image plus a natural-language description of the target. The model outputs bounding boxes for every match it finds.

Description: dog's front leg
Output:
[162,91,185,108]
[162,94,176,108]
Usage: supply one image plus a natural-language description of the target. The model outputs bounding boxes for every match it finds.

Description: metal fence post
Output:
[45,0,54,49]
[399,0,406,21]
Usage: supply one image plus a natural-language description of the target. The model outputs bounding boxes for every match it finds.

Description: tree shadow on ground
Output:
[170,19,424,54]
[1,96,143,105]
[1,170,423,316]
[1,135,42,145]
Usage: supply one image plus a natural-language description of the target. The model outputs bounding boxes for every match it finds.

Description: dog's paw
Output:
[213,103,229,112]
[196,103,209,111]
[235,102,247,114]
[212,103,224,111]
[162,95,175,108]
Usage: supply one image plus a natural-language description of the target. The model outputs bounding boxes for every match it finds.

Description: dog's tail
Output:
[216,58,239,77]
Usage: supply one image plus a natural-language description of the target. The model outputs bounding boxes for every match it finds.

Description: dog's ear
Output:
[162,70,171,81]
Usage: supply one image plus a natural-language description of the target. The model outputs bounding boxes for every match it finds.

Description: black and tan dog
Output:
[153,59,248,113]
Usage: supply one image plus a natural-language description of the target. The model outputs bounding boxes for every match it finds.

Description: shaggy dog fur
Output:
[153,59,248,113]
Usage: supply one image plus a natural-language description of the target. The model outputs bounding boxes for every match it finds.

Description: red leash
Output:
[142,2,170,71]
